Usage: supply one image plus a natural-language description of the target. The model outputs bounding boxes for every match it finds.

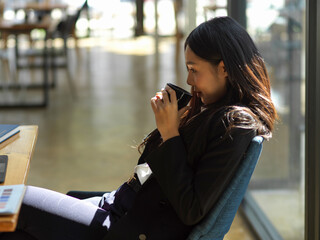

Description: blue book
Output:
[0,184,26,215]
[0,125,20,144]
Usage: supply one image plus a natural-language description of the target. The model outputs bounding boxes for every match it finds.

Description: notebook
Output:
[0,125,20,144]
[0,184,26,215]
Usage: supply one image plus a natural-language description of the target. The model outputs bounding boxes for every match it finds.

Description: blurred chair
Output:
[67,136,263,239]
[49,0,88,51]
[47,1,88,96]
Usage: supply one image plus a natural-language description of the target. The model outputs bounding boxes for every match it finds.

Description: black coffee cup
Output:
[167,83,192,110]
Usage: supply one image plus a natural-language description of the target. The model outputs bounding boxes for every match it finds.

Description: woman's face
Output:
[185,45,228,105]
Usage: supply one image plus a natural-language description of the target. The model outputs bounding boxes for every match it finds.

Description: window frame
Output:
[305,0,320,239]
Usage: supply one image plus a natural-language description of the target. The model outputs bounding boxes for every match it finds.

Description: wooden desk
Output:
[0,125,38,232]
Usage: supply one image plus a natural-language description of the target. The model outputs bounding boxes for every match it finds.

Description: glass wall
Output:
[246,0,305,239]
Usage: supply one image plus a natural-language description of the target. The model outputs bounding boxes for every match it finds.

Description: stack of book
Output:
[0,184,26,215]
[0,125,20,144]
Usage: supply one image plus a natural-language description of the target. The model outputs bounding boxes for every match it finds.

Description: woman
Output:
[1,16,277,240]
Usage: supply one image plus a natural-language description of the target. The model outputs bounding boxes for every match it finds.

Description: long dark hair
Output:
[183,16,277,137]
[139,16,277,153]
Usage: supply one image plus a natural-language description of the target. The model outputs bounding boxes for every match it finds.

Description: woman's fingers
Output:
[150,86,185,142]
[161,89,170,104]
[151,95,162,112]
[153,86,178,104]
[165,85,177,104]
[151,97,157,113]
[155,91,163,100]
[151,85,179,114]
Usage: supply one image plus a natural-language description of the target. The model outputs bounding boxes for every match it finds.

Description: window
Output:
[246,1,305,239]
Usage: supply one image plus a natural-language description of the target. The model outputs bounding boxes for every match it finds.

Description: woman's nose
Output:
[186,73,193,86]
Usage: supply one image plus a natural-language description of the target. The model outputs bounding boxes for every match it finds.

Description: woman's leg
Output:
[2,186,109,240]
[0,230,37,240]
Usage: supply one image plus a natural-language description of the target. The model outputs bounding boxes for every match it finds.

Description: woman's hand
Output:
[151,85,190,142]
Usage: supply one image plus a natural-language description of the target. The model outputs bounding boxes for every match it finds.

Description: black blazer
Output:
[105,106,255,240]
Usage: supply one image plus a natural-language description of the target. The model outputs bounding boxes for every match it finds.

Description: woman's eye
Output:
[187,67,196,73]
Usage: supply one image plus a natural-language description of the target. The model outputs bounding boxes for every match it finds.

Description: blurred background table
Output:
[0,17,53,107]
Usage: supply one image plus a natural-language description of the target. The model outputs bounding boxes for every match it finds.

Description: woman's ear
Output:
[218,61,228,78]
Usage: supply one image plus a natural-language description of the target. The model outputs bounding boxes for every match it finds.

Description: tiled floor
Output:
[0,36,257,239]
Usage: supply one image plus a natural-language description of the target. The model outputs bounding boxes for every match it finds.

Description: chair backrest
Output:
[187,136,264,240]
[56,1,87,37]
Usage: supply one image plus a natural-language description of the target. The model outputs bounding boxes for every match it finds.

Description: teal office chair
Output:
[186,136,263,240]
[67,136,263,240]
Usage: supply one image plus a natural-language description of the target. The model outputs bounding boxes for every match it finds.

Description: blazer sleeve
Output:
[146,116,255,226]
